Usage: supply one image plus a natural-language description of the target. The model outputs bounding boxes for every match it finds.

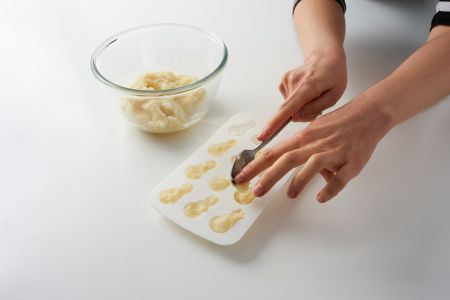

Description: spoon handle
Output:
[254,117,291,152]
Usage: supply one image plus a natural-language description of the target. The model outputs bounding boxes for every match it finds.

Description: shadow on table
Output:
[341,0,433,102]
[344,35,423,100]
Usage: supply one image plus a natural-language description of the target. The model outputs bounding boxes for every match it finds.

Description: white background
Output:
[1,0,450,299]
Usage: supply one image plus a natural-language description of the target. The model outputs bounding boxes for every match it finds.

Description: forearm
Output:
[294,0,346,59]
[358,26,450,130]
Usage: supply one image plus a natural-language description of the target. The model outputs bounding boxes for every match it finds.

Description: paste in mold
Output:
[209,209,245,233]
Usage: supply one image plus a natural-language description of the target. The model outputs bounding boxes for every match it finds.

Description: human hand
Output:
[258,50,347,141]
[234,97,393,203]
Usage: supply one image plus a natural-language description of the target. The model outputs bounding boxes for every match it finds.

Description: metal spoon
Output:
[231,118,291,184]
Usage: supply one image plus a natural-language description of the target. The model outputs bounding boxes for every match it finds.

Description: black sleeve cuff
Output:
[293,0,346,14]
[431,11,450,30]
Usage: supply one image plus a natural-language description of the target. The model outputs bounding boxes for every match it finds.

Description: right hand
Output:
[258,50,347,141]
[235,94,393,203]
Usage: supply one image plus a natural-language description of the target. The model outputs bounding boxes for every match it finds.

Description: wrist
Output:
[303,44,346,63]
[349,92,396,140]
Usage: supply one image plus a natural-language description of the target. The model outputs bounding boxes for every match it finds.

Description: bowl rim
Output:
[90,23,228,97]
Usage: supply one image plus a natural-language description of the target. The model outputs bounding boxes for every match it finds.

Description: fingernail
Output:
[287,189,297,199]
[257,133,265,141]
[253,183,264,196]
[317,193,325,203]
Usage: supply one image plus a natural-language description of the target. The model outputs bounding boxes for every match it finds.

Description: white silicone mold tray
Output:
[150,113,289,245]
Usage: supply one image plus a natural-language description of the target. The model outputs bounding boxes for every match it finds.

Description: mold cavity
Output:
[228,120,257,136]
[208,140,237,156]
[234,182,256,205]
[184,196,219,218]
[159,183,193,204]
[209,209,245,233]
[208,175,231,191]
[185,160,217,179]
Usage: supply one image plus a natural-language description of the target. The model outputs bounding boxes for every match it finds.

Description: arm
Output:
[294,0,345,58]
[361,26,450,127]
[258,0,347,141]
[235,26,450,203]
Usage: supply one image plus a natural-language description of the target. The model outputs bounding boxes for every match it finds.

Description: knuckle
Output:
[280,152,298,165]
[309,153,325,167]
[287,74,297,84]
[287,71,304,85]
[293,133,305,147]
[259,172,271,184]
[261,149,276,163]
[282,71,292,84]
[296,128,313,143]
[259,171,276,188]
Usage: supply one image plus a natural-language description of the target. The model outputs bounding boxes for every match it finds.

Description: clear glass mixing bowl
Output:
[91,23,228,133]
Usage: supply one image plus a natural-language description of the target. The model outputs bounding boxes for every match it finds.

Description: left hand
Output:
[234,97,393,203]
[258,50,347,142]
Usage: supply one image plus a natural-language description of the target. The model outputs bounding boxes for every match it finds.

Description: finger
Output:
[320,169,335,183]
[296,89,339,118]
[281,71,291,94]
[292,112,321,122]
[234,135,306,184]
[292,111,303,122]
[316,163,355,203]
[287,153,335,198]
[278,82,287,99]
[252,149,311,197]
[257,84,321,141]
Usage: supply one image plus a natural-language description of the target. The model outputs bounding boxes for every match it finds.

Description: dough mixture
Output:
[208,140,237,156]
[123,71,205,132]
[209,209,245,233]
[160,183,193,204]
[185,160,217,179]
[184,196,219,218]
[207,175,231,191]
[234,182,256,205]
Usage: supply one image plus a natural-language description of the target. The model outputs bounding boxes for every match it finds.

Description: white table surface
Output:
[2,0,450,299]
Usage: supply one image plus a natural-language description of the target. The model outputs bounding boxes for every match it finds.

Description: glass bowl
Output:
[91,23,228,133]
